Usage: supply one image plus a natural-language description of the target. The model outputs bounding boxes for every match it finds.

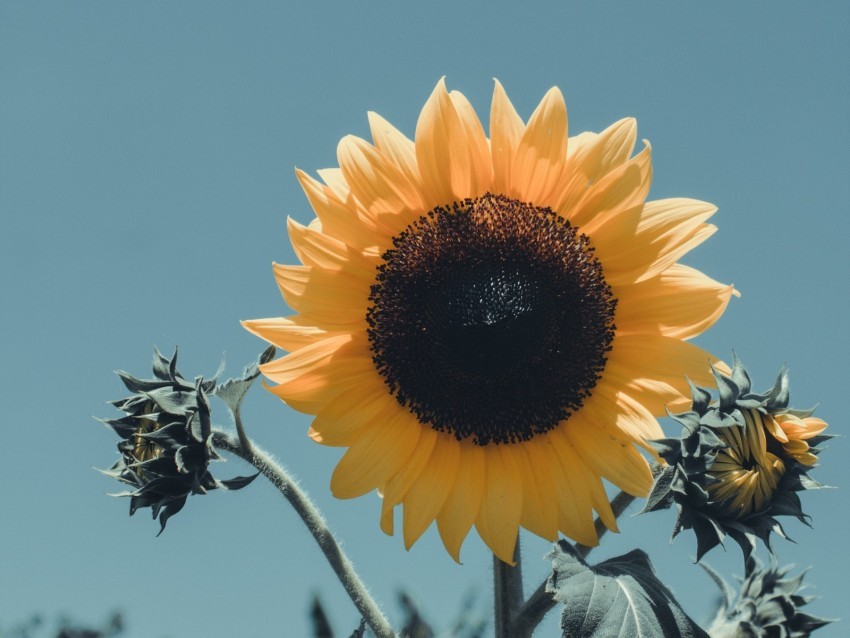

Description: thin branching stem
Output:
[494,541,523,638]
[510,491,638,637]
[212,429,396,638]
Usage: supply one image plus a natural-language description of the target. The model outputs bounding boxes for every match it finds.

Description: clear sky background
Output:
[2,2,848,637]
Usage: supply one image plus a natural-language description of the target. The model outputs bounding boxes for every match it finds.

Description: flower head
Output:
[245,79,735,562]
[704,561,833,638]
[644,356,830,564]
[100,348,256,532]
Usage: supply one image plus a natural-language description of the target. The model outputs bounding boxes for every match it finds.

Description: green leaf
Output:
[547,542,709,638]
[212,345,276,415]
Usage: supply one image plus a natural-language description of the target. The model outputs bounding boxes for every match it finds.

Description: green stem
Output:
[494,540,523,638]
[212,430,395,638]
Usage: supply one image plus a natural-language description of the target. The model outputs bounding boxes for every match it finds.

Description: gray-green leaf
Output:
[547,542,709,638]
[212,346,276,415]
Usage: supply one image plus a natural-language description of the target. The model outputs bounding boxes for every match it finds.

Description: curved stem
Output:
[212,430,395,638]
[510,491,637,637]
[494,541,523,638]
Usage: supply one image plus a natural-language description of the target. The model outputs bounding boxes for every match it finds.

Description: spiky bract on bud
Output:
[99,348,257,532]
[704,561,833,638]
[643,356,830,565]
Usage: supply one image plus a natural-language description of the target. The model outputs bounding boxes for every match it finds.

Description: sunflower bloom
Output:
[245,79,735,563]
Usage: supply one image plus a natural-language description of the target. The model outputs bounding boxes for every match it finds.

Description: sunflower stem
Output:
[212,430,396,638]
[494,540,523,638]
[510,491,637,636]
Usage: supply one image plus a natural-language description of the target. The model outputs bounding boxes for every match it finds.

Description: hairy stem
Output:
[510,491,638,637]
[212,430,395,638]
[494,541,523,638]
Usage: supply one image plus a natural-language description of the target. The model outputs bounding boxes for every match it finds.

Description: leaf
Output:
[219,473,260,491]
[349,619,367,638]
[547,541,709,638]
[212,345,276,415]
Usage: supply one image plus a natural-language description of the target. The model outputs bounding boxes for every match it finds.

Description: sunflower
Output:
[244,79,735,563]
[644,358,830,564]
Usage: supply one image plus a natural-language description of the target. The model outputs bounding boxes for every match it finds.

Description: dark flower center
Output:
[366,194,616,445]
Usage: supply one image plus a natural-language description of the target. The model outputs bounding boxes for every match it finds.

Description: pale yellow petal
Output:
[337,135,425,218]
[475,446,523,564]
[317,167,350,200]
[287,217,378,278]
[415,78,488,206]
[566,418,653,497]
[259,334,354,384]
[295,169,380,251]
[510,86,568,206]
[555,117,638,214]
[604,334,720,415]
[241,316,347,351]
[330,410,422,499]
[402,436,461,549]
[379,427,439,535]
[516,438,559,541]
[489,79,524,195]
[449,89,492,196]
[261,336,376,413]
[547,428,601,546]
[568,141,652,230]
[368,111,422,190]
[582,382,664,450]
[437,441,486,563]
[614,264,737,340]
[310,382,398,447]
[593,198,717,286]
[272,263,369,325]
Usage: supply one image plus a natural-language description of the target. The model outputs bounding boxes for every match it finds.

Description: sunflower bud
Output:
[704,561,833,638]
[643,356,830,564]
[99,348,257,532]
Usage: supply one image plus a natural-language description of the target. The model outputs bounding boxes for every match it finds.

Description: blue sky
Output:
[2,2,848,636]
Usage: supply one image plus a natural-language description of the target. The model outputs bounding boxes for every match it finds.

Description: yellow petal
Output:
[547,429,601,546]
[489,79,524,195]
[287,217,378,278]
[241,316,346,351]
[516,438,560,541]
[295,168,379,251]
[330,410,422,499]
[614,264,737,340]
[379,427,439,535]
[604,334,720,415]
[449,89,492,196]
[583,383,663,450]
[317,167,350,200]
[475,446,522,564]
[415,78,489,206]
[259,334,354,384]
[310,382,398,447]
[337,135,425,218]
[593,198,717,286]
[510,86,568,206]
[368,111,422,191]
[272,264,369,325]
[264,344,376,415]
[555,117,638,214]
[402,436,461,549]
[437,441,486,563]
[566,418,653,497]
[569,141,652,230]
